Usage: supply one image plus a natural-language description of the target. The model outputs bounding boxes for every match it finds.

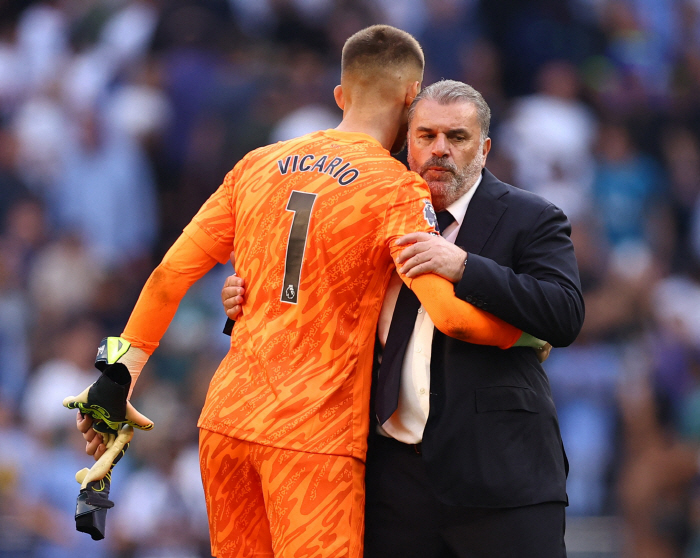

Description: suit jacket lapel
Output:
[456,169,508,255]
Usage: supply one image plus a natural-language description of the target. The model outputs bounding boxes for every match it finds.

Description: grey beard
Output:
[409,152,484,211]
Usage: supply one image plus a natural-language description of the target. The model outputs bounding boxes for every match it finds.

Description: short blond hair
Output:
[341,25,424,78]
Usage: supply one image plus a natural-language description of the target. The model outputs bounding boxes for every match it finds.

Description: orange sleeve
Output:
[383,172,521,349]
[404,274,521,349]
[181,169,236,264]
[121,232,220,354]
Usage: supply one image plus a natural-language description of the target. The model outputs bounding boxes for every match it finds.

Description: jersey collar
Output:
[324,129,385,149]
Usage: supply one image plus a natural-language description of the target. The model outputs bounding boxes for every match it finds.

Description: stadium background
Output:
[1,0,700,556]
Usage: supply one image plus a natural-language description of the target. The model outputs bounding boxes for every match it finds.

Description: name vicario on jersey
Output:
[277,154,360,186]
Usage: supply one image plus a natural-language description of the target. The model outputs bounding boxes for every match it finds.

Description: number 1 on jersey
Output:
[281,191,317,304]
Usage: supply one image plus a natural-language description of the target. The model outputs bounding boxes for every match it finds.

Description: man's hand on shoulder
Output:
[396,232,468,282]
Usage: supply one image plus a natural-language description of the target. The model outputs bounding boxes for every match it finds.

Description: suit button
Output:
[465,296,473,302]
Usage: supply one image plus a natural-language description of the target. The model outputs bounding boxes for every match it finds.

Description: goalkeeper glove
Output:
[63,337,153,431]
[513,333,552,363]
[74,424,133,540]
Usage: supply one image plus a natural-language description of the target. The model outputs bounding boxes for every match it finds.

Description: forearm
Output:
[405,273,522,349]
[122,232,219,354]
[455,252,583,347]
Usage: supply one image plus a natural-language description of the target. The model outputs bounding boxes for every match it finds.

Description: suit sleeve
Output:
[455,202,584,347]
[383,174,521,349]
[121,169,237,354]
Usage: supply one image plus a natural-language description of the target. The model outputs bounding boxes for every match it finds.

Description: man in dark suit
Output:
[365,80,584,558]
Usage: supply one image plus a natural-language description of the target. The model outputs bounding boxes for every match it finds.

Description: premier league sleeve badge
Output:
[422,199,439,232]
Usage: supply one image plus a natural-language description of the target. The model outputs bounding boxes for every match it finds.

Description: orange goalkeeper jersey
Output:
[122,129,520,460]
[189,129,443,459]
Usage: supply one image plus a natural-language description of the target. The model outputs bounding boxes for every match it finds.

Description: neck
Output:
[335,101,404,151]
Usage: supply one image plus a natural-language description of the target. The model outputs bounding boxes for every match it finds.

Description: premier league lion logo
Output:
[285,284,296,300]
[422,199,438,231]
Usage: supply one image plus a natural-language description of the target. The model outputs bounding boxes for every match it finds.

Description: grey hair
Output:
[408,79,491,141]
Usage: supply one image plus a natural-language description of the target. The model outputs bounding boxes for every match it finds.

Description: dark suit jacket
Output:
[373,168,584,509]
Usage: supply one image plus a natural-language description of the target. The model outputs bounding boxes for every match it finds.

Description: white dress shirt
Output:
[379,174,482,443]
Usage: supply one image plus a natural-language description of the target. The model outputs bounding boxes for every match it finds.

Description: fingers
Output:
[223,295,244,310]
[396,243,428,265]
[222,275,245,321]
[76,411,106,460]
[79,416,105,458]
[396,235,453,264]
[93,442,107,460]
[222,286,244,320]
[222,287,245,306]
[399,248,434,273]
[83,425,99,444]
[223,275,245,288]
[398,240,467,282]
[85,432,106,459]
[226,304,242,319]
[396,232,435,246]
[403,260,440,279]
[398,243,449,276]
[76,411,93,433]
[79,426,134,488]
[222,278,245,317]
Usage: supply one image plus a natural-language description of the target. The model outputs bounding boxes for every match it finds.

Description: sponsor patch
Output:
[423,199,438,230]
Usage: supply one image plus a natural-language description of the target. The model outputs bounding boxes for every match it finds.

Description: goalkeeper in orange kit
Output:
[64,25,546,558]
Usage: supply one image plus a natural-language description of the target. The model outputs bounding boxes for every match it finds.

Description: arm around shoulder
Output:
[455,203,584,347]
[406,273,522,349]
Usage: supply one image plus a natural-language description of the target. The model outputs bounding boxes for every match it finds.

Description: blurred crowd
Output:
[1,0,700,557]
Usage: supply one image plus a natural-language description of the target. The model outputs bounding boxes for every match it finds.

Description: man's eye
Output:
[453,136,466,142]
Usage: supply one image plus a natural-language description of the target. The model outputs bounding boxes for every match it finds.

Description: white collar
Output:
[445,172,482,225]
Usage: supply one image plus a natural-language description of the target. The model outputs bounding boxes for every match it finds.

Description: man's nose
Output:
[431,134,449,157]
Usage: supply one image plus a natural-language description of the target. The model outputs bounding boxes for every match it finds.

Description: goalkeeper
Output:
[65,25,548,558]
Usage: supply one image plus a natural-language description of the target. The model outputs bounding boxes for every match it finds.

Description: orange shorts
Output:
[199,429,365,558]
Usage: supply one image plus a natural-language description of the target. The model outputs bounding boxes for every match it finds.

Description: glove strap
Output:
[95,337,149,399]
[95,337,130,371]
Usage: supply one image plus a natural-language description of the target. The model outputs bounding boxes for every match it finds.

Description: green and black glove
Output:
[64,337,153,540]
[63,337,153,431]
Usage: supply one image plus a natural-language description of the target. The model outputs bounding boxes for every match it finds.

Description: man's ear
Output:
[405,80,420,107]
[334,85,345,110]
[481,137,492,166]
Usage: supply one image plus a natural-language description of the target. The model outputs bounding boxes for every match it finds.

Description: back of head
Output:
[341,25,424,84]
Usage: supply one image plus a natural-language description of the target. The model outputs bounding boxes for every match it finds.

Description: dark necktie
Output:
[375,210,455,424]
